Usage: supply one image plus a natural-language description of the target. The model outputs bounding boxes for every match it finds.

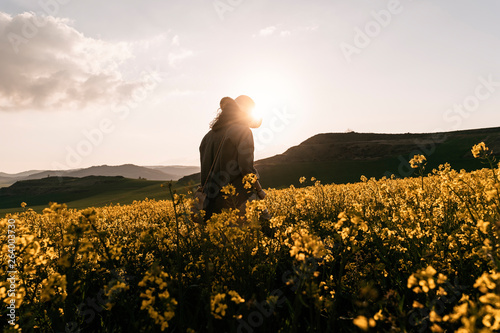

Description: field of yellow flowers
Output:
[1,143,500,332]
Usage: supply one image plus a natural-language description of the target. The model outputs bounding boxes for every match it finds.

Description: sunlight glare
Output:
[242,72,293,126]
[250,104,265,124]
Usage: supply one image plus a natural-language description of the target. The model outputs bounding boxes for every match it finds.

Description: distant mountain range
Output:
[0,164,200,188]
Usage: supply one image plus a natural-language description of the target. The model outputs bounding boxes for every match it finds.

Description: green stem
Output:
[168,182,184,331]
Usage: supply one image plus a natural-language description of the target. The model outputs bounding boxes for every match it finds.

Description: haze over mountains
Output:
[0,165,200,188]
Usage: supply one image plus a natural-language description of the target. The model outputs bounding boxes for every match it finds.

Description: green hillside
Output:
[257,156,486,189]
[0,176,186,215]
[255,127,499,188]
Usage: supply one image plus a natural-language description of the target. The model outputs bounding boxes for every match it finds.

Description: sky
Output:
[1,0,500,174]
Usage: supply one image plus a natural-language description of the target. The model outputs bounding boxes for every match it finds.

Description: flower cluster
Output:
[242,173,258,190]
[472,142,491,159]
[410,154,427,169]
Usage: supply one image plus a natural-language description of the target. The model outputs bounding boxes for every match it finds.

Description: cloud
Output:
[256,26,293,38]
[166,89,201,98]
[166,35,194,67]
[0,12,152,111]
[303,25,319,32]
[128,32,193,69]
[171,35,180,46]
[259,26,277,36]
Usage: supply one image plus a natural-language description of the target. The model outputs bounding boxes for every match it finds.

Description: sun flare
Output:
[240,71,294,125]
[250,104,265,124]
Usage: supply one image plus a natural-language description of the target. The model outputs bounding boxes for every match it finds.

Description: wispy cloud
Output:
[166,89,202,98]
[256,25,312,38]
[259,26,277,36]
[128,32,194,70]
[302,25,319,32]
[167,37,194,68]
[171,35,180,46]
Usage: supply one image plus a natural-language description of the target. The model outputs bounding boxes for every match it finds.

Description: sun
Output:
[240,72,293,126]
[244,92,274,122]
[249,103,266,124]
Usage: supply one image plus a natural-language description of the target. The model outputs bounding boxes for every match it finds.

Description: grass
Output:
[258,155,485,189]
[0,176,193,216]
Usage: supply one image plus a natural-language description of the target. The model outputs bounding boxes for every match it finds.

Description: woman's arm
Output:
[199,133,211,187]
[236,127,265,196]
[236,127,257,175]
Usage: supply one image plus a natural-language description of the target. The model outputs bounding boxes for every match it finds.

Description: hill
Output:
[0,176,177,215]
[179,126,500,189]
[0,170,43,178]
[26,164,176,181]
[146,165,201,179]
[259,127,500,163]
[0,164,200,188]
[0,170,44,187]
[256,126,500,188]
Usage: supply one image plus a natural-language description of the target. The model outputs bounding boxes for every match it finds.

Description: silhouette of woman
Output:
[199,95,266,221]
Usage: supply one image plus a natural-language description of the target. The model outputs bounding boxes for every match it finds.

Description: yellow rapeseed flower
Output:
[471,142,490,158]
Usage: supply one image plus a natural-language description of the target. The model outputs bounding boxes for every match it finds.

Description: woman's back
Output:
[199,123,256,199]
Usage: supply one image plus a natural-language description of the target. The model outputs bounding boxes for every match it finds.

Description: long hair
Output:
[210,97,251,131]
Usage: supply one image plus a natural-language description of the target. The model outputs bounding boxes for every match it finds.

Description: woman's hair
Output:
[210,96,252,131]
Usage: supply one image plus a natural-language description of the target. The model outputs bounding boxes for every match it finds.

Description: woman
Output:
[199,95,266,221]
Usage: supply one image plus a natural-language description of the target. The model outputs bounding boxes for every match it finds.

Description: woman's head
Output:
[210,95,261,130]
[234,95,255,114]
[235,95,262,129]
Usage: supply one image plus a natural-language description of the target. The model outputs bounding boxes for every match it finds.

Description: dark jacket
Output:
[199,123,262,216]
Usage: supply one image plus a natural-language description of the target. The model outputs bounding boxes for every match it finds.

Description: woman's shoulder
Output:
[226,123,251,136]
[203,129,214,137]
[200,129,215,147]
[223,125,252,147]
